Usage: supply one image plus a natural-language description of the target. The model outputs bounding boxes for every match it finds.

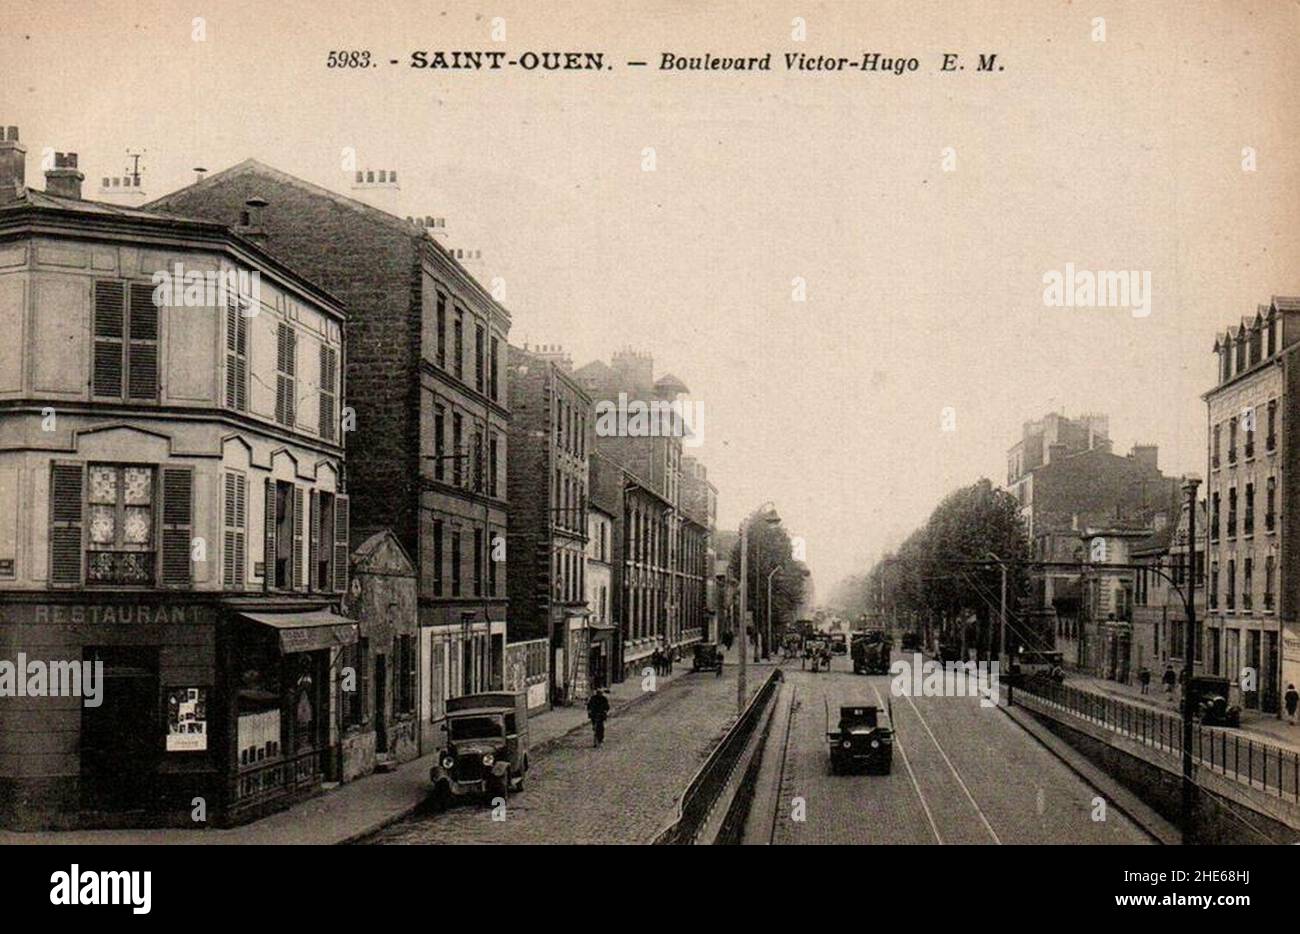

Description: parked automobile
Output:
[692,642,724,673]
[1007,649,1065,687]
[829,633,848,655]
[826,699,894,774]
[430,692,529,808]
[1187,675,1242,727]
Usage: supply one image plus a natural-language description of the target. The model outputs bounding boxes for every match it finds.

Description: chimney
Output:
[236,196,269,245]
[0,126,26,203]
[44,152,84,199]
[194,166,207,183]
[1129,444,1158,472]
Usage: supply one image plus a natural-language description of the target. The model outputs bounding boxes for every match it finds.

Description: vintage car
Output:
[851,631,892,675]
[826,699,894,774]
[803,637,830,671]
[430,691,529,808]
[1006,649,1066,687]
[692,642,724,673]
[1187,675,1242,727]
[829,633,848,655]
[900,631,921,652]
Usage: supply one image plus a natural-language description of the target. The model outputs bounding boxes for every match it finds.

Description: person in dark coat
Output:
[1162,665,1177,698]
[1285,684,1299,724]
[1138,666,1151,695]
[587,689,610,746]
[650,647,663,677]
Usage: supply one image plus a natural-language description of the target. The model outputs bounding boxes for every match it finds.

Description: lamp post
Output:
[1181,473,1201,844]
[985,551,1007,668]
[766,565,782,656]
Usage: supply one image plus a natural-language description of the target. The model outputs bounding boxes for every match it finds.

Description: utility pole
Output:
[738,517,748,715]
[1181,474,1201,844]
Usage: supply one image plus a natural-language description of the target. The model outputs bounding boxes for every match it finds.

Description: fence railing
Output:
[1014,679,1300,803]
[653,667,783,844]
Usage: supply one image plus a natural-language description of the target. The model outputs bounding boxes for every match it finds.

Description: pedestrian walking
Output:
[1138,666,1151,695]
[1286,684,1299,724]
[586,688,610,747]
[1162,664,1176,699]
[666,646,674,674]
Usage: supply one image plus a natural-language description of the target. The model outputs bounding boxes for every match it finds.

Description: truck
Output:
[429,691,530,808]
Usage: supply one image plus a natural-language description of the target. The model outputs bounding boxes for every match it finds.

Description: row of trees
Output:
[835,479,1032,659]
[726,506,809,657]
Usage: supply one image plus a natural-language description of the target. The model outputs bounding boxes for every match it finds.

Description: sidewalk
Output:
[1063,672,1300,755]
[0,662,700,846]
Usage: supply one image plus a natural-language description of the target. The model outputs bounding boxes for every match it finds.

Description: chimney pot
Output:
[45,150,84,199]
[238,197,270,244]
[0,125,26,202]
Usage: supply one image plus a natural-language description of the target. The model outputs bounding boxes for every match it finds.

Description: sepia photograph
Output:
[0,0,1294,916]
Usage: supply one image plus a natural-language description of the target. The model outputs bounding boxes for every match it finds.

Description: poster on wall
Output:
[166,687,208,752]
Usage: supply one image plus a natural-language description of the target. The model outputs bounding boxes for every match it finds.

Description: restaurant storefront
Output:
[0,596,355,830]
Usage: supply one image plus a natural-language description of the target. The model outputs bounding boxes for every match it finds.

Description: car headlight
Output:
[842,740,852,749]
[870,739,880,749]
[482,753,495,767]
[441,755,455,769]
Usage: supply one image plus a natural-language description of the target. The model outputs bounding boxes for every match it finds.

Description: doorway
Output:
[80,646,159,811]
[374,653,388,754]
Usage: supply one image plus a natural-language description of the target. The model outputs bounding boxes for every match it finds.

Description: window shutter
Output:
[160,467,193,587]
[225,298,248,411]
[92,281,125,397]
[308,490,320,591]
[49,463,84,586]
[319,346,337,441]
[264,478,277,590]
[224,472,247,590]
[127,283,159,400]
[276,324,297,426]
[293,485,305,591]
[334,494,350,593]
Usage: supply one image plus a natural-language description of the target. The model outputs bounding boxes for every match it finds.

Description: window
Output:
[1266,477,1276,531]
[1245,409,1256,459]
[93,280,158,400]
[1268,313,1277,357]
[225,298,249,411]
[86,464,156,585]
[1227,487,1237,538]
[343,639,367,728]
[312,491,347,593]
[452,413,464,486]
[473,430,484,492]
[1210,561,1219,609]
[1211,492,1221,542]
[454,309,464,380]
[489,337,500,401]
[1228,418,1237,464]
[473,527,484,596]
[223,471,247,589]
[475,323,485,393]
[1212,424,1221,468]
[1243,558,1253,610]
[275,323,297,427]
[488,435,499,498]
[1268,399,1277,451]
[488,532,499,595]
[433,519,444,597]
[434,404,446,481]
[436,293,447,368]
[1265,555,1275,610]
[319,345,338,441]
[451,530,461,596]
[265,479,305,591]
[1244,483,1255,535]
[1226,559,1236,610]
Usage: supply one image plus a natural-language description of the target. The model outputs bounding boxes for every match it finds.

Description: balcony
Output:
[86,550,155,585]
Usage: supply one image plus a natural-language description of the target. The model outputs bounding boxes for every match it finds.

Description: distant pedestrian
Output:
[587,689,610,747]
[1285,684,1299,724]
[666,646,674,674]
[1138,667,1151,695]
[651,647,663,677]
[1162,665,1176,698]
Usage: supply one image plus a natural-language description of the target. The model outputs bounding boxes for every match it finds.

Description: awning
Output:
[239,610,358,654]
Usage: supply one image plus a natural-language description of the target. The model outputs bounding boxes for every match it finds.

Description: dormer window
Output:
[1267,311,1277,357]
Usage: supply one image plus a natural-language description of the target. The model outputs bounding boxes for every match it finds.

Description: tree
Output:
[727,506,808,656]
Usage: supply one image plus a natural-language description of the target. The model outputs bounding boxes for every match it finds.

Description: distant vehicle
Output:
[826,699,894,774]
[829,633,848,655]
[692,642,724,673]
[430,692,529,808]
[851,631,892,675]
[937,640,962,663]
[1187,675,1242,727]
[1007,650,1065,687]
[804,636,830,672]
[900,631,921,652]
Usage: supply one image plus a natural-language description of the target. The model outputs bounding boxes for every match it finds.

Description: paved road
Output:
[364,666,764,844]
[760,652,1154,845]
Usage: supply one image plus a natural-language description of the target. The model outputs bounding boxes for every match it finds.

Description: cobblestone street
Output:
[365,666,764,844]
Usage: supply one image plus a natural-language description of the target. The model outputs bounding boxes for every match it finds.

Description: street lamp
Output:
[985,551,1007,669]
[738,502,780,713]
[1180,473,1201,845]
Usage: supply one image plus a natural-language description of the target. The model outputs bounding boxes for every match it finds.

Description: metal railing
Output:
[653,667,783,844]
[1014,679,1300,802]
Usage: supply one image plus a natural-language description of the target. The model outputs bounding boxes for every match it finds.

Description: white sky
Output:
[5,0,1299,595]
